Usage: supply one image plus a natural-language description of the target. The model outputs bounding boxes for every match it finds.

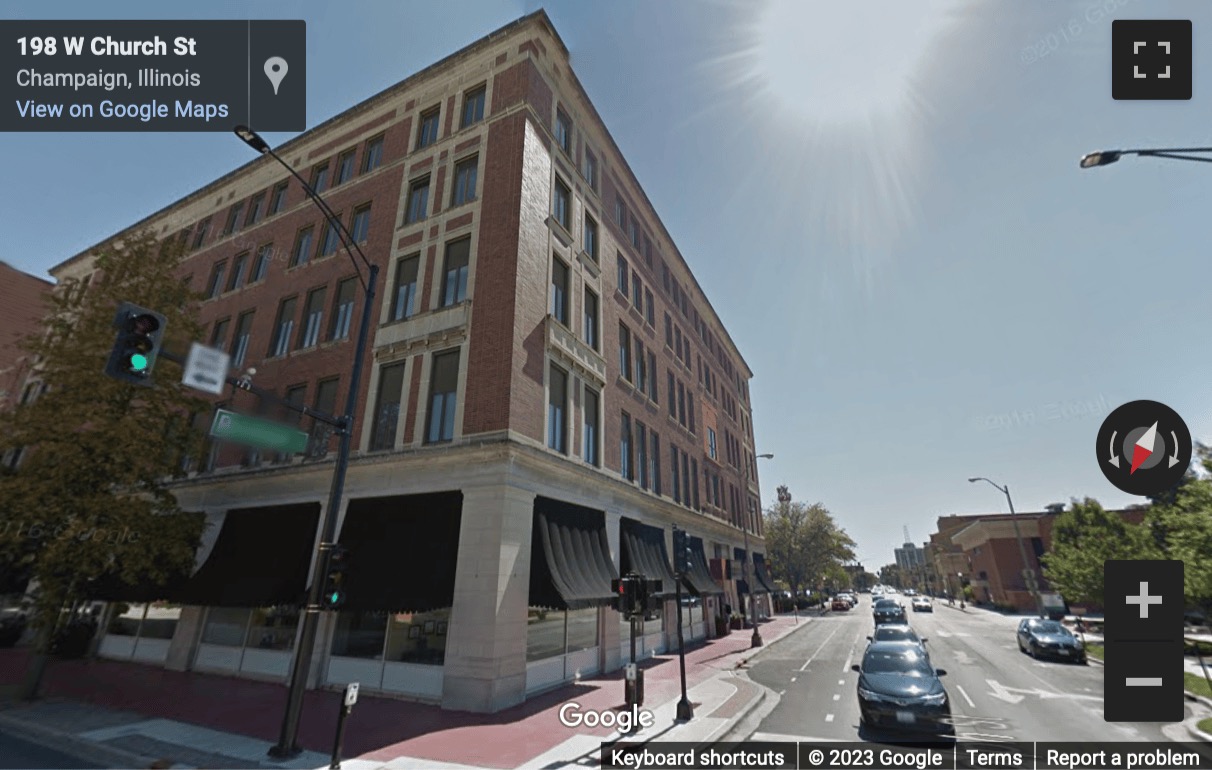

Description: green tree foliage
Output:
[0,232,209,654]
[1143,473,1212,618]
[763,486,856,596]
[1042,497,1151,606]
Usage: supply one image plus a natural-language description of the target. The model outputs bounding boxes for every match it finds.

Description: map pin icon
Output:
[264,57,288,95]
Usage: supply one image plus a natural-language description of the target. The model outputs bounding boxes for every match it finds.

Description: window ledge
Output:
[628,305,644,324]
[577,250,600,277]
[545,215,574,248]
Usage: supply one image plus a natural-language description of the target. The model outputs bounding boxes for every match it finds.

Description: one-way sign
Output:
[182,342,230,395]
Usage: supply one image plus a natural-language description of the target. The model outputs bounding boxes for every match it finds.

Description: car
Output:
[911,597,932,612]
[852,642,951,733]
[866,624,930,662]
[832,597,851,611]
[1017,618,1087,663]
[904,589,917,597]
[838,592,857,607]
[872,598,907,625]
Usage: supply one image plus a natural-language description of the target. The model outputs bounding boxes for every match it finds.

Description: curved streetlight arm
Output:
[1081,146,1212,168]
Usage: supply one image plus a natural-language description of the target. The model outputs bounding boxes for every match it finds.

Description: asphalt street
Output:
[0,728,101,769]
[744,596,1205,745]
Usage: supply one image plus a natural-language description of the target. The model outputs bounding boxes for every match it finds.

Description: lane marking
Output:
[799,623,843,671]
[752,732,843,742]
[832,694,840,701]
[955,684,976,709]
[825,713,835,722]
[838,679,844,685]
[790,677,797,683]
[778,689,786,695]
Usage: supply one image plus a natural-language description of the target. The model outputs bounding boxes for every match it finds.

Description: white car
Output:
[912,597,933,612]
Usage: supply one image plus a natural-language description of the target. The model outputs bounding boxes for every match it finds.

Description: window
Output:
[550,256,569,325]
[644,289,655,326]
[231,311,254,367]
[662,263,671,293]
[462,85,486,128]
[291,226,314,267]
[620,412,633,481]
[630,219,640,250]
[227,252,248,292]
[270,182,289,214]
[319,217,343,259]
[708,428,718,460]
[311,164,330,193]
[583,288,598,351]
[667,372,676,418]
[392,255,420,321]
[691,458,700,509]
[617,254,629,296]
[336,149,356,185]
[245,193,266,227]
[362,136,384,173]
[688,398,696,434]
[417,106,440,149]
[555,109,571,153]
[651,432,661,495]
[311,378,339,455]
[330,278,356,340]
[682,453,690,506]
[209,318,230,349]
[452,156,478,206]
[270,297,298,357]
[643,236,653,267]
[252,243,272,282]
[636,421,648,489]
[670,445,681,503]
[677,381,686,426]
[441,238,470,306]
[583,150,597,189]
[426,350,460,443]
[350,205,372,244]
[405,177,429,224]
[298,287,326,349]
[548,364,568,453]
[665,313,673,347]
[223,202,245,235]
[635,340,647,394]
[371,362,407,451]
[206,260,227,298]
[553,178,570,230]
[584,214,598,260]
[631,272,642,309]
[618,324,632,382]
[584,388,600,466]
[192,218,211,251]
[615,195,626,227]
[647,351,657,401]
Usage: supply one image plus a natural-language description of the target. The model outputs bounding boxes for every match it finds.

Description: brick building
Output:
[39,11,770,713]
[0,261,52,416]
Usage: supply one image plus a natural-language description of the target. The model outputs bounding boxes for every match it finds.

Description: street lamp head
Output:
[1079,150,1121,169]
[757,453,774,459]
[234,125,271,154]
[967,477,980,483]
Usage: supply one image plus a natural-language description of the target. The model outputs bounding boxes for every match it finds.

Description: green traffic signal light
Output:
[128,353,149,372]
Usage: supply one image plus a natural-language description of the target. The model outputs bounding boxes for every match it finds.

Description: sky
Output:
[6,0,1212,569]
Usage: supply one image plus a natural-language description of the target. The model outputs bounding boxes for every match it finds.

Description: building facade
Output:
[36,11,770,713]
[0,262,52,419]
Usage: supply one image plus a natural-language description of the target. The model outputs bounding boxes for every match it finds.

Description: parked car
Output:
[904,589,917,597]
[912,597,933,613]
[832,597,852,611]
[1017,618,1086,663]
[852,642,951,733]
[867,623,930,662]
[873,598,907,625]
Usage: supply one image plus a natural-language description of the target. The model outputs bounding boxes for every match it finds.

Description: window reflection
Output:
[246,606,300,650]
[202,607,251,646]
[331,610,387,659]
[384,609,450,665]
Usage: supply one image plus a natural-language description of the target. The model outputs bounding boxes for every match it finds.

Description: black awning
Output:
[734,547,755,596]
[175,503,320,608]
[529,497,616,610]
[620,518,678,598]
[682,536,723,596]
[753,554,775,594]
[334,492,462,613]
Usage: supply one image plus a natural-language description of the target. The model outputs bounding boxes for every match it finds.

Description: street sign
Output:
[344,682,359,707]
[210,408,308,454]
[182,342,230,395]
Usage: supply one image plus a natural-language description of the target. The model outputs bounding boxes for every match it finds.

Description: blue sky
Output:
[6,0,1212,568]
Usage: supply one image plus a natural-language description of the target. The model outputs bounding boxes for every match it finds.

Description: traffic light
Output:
[611,577,626,613]
[321,544,349,609]
[104,302,166,386]
[672,528,693,574]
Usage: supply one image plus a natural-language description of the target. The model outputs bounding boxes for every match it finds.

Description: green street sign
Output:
[209,408,309,454]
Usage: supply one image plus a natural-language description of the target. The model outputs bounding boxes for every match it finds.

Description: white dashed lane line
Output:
[956,684,976,709]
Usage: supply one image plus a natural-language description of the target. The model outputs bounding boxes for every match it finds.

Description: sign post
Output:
[329,682,358,769]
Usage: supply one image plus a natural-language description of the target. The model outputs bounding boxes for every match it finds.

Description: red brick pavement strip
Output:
[0,617,801,769]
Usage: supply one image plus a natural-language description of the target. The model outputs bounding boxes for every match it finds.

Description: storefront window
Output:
[566,607,598,653]
[680,597,698,629]
[384,609,450,665]
[140,604,182,639]
[331,610,387,659]
[202,607,251,646]
[642,607,663,636]
[246,606,300,650]
[106,604,141,636]
[527,607,567,662]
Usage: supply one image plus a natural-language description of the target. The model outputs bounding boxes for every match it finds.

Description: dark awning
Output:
[753,554,775,594]
[175,503,320,607]
[529,497,616,610]
[82,511,207,603]
[333,492,462,613]
[682,536,723,596]
[734,547,754,596]
[620,518,678,598]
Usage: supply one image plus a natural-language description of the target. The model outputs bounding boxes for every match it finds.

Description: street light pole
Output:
[1080,147,1212,168]
[234,126,380,759]
[968,477,1046,618]
[743,453,774,648]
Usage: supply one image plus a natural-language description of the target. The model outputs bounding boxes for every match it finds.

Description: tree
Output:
[0,231,209,699]
[763,488,855,597]
[1041,497,1151,607]
[1143,475,1212,621]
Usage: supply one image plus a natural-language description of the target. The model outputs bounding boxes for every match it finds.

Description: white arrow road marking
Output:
[956,684,976,709]
[987,679,1024,704]
[988,678,1103,703]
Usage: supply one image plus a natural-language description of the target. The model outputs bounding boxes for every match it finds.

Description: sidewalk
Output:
[0,614,808,769]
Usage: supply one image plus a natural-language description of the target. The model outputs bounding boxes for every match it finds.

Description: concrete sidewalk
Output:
[0,614,810,769]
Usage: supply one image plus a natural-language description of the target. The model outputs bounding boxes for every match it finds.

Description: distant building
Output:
[894,541,925,571]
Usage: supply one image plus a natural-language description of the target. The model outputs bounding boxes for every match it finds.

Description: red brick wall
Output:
[0,263,52,410]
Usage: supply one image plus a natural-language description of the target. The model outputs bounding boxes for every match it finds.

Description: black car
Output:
[872,598,906,625]
[852,642,951,732]
[1017,618,1087,663]
[868,624,930,662]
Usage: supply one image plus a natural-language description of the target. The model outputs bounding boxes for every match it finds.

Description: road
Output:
[0,728,101,769]
[744,595,1204,745]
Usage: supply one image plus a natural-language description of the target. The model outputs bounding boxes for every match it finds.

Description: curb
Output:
[1185,692,1212,710]
[0,709,165,769]
[1184,714,1212,743]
